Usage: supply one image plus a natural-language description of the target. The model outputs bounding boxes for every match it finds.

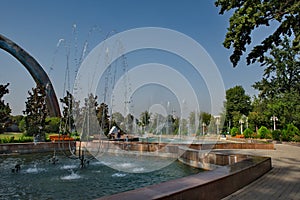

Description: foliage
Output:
[271,129,281,141]
[111,112,124,126]
[247,111,260,132]
[292,135,300,142]
[215,0,300,67]
[0,136,15,143]
[77,94,102,140]
[18,118,26,132]
[0,133,33,143]
[60,91,76,134]
[23,84,49,140]
[0,83,11,133]
[200,111,212,126]
[251,91,300,131]
[96,102,110,135]
[10,115,24,132]
[253,37,300,97]
[282,124,300,141]
[225,86,252,127]
[230,127,239,137]
[139,111,151,127]
[124,113,135,134]
[17,135,33,143]
[231,111,242,127]
[258,126,271,139]
[243,128,253,138]
[45,117,60,133]
[248,96,271,131]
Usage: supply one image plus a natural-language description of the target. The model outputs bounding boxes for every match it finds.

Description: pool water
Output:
[0,152,201,199]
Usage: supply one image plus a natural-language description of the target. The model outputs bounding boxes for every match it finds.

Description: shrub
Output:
[292,135,300,142]
[230,127,239,137]
[282,124,299,141]
[243,128,253,138]
[271,129,281,141]
[251,133,259,139]
[0,136,15,143]
[18,135,33,143]
[258,126,270,139]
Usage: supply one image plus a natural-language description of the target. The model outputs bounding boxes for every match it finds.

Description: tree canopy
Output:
[225,85,252,126]
[23,84,49,139]
[215,0,300,67]
[96,102,110,135]
[0,83,11,133]
[60,91,76,134]
[253,36,300,97]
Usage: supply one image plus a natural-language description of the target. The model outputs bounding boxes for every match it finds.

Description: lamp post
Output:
[215,116,220,135]
[202,122,206,135]
[270,115,278,130]
[239,118,244,134]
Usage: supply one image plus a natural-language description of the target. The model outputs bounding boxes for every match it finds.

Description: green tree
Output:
[253,37,300,97]
[249,96,270,131]
[0,83,11,133]
[19,118,26,132]
[10,115,23,130]
[215,0,300,67]
[200,111,212,126]
[124,113,135,134]
[231,111,242,128]
[111,112,124,126]
[166,114,176,135]
[248,112,261,132]
[96,102,110,135]
[282,124,300,141]
[198,111,212,135]
[23,84,49,140]
[225,86,252,127]
[140,111,151,127]
[252,37,300,129]
[45,117,60,133]
[60,91,75,134]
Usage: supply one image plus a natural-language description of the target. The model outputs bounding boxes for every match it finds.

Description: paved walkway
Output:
[215,144,300,200]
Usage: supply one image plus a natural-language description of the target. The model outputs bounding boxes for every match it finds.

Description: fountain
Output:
[0,152,201,199]
[0,28,273,199]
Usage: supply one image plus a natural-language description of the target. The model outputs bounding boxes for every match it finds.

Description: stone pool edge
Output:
[97,153,271,200]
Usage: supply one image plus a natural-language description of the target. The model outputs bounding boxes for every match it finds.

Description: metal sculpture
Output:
[0,34,61,117]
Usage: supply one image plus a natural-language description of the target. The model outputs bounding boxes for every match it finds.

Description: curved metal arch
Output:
[0,34,61,117]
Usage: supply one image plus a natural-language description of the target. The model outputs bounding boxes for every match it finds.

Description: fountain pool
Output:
[0,152,201,199]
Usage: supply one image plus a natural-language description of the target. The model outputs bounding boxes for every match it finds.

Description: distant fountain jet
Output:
[0,34,61,117]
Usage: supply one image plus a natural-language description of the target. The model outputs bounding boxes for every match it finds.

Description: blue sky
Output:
[0,0,268,116]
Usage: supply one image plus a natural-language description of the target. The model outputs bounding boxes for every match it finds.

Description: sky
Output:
[0,0,269,117]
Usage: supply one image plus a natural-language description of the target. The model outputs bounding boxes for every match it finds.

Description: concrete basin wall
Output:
[98,150,271,200]
[178,147,250,170]
[78,141,274,154]
[93,141,272,200]
[0,142,75,154]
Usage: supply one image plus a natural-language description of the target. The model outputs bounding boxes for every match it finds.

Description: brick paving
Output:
[216,144,300,200]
